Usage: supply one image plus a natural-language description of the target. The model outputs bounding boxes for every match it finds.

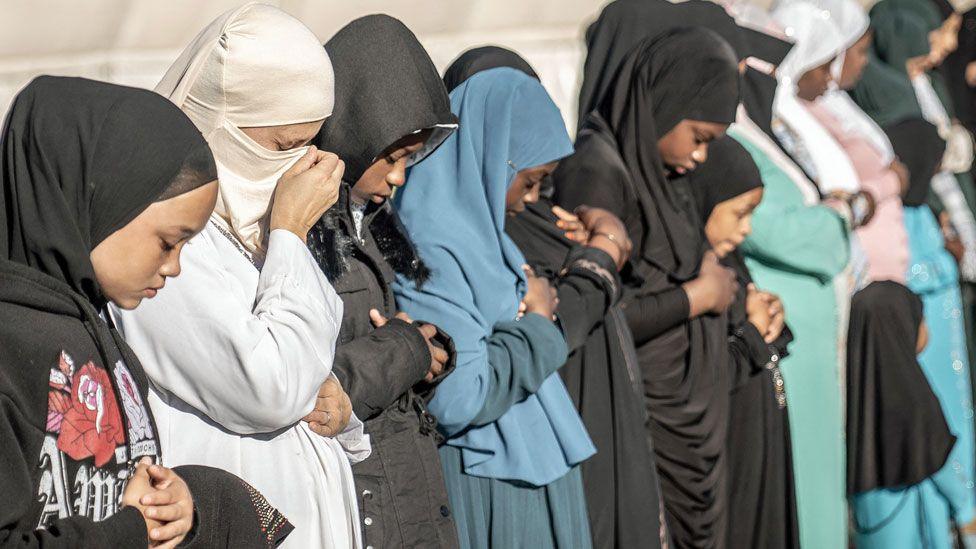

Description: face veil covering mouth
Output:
[155,2,335,254]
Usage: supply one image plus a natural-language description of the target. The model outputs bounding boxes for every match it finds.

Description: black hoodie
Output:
[0,77,291,549]
[306,15,460,548]
[0,259,153,548]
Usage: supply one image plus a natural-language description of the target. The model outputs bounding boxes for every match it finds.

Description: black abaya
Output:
[688,136,799,549]
[722,252,800,549]
[554,29,740,549]
[507,202,665,549]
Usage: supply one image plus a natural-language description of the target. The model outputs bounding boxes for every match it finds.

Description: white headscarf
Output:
[773,1,861,193]
[156,3,334,253]
[803,0,897,163]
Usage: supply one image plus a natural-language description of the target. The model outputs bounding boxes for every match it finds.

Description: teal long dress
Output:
[435,315,593,549]
[730,124,852,549]
[852,205,976,548]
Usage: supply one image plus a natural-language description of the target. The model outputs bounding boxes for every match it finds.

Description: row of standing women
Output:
[2,0,976,547]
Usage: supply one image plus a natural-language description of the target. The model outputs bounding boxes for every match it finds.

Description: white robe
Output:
[112,222,370,549]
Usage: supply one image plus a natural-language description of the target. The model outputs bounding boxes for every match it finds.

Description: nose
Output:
[159,253,181,279]
[386,158,408,187]
[692,143,708,165]
[739,218,752,239]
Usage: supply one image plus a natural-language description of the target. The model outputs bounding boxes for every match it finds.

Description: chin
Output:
[715,243,736,258]
[111,295,144,311]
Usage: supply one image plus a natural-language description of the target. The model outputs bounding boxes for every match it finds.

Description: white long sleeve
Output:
[114,226,343,434]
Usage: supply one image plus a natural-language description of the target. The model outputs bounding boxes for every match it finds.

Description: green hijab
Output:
[873,0,956,112]
[849,56,924,126]
[850,0,953,124]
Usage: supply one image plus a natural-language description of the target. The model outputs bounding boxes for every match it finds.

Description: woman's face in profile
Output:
[90,181,218,309]
[505,161,558,215]
[796,59,834,101]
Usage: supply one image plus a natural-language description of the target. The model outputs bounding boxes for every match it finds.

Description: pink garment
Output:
[807,101,909,284]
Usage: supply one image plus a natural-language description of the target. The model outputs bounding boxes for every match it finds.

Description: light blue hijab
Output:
[393,68,594,485]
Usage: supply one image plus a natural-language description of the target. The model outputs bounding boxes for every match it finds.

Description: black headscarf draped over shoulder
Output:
[316,14,458,184]
[847,281,954,495]
[689,136,764,222]
[577,0,748,128]
[1,76,216,308]
[884,118,945,206]
[558,27,740,282]
[443,46,539,92]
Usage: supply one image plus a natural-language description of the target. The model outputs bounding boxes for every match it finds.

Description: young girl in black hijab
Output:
[306,14,460,549]
[553,28,740,548]
[0,76,292,548]
[443,46,665,549]
[689,136,800,549]
[846,281,953,498]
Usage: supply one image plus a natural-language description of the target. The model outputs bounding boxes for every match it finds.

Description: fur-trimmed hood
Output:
[307,185,430,288]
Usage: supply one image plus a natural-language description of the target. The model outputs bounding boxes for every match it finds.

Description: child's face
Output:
[657,119,727,177]
[91,181,218,310]
[704,187,764,258]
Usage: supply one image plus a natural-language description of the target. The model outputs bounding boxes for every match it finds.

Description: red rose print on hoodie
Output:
[56,361,125,466]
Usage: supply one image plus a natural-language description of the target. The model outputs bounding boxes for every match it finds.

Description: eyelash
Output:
[160,239,176,252]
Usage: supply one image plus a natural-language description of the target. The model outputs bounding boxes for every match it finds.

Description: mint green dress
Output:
[731,126,851,549]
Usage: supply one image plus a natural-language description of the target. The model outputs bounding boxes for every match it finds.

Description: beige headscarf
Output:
[156,3,334,253]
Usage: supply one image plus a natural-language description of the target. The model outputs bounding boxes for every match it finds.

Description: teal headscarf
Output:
[870,0,955,112]
[871,1,933,73]
[849,56,924,126]
[879,0,944,31]
[849,0,932,125]
[392,68,594,485]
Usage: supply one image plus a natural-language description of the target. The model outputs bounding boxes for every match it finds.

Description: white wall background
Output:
[0,1,617,131]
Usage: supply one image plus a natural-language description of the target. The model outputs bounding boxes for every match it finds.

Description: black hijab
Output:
[689,136,764,223]
[559,27,740,282]
[847,281,954,495]
[884,117,945,206]
[443,46,539,92]
[577,0,749,129]
[1,76,215,308]
[310,14,456,284]
[316,14,458,184]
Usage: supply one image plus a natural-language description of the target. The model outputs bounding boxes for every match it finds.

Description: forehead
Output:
[687,120,728,136]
